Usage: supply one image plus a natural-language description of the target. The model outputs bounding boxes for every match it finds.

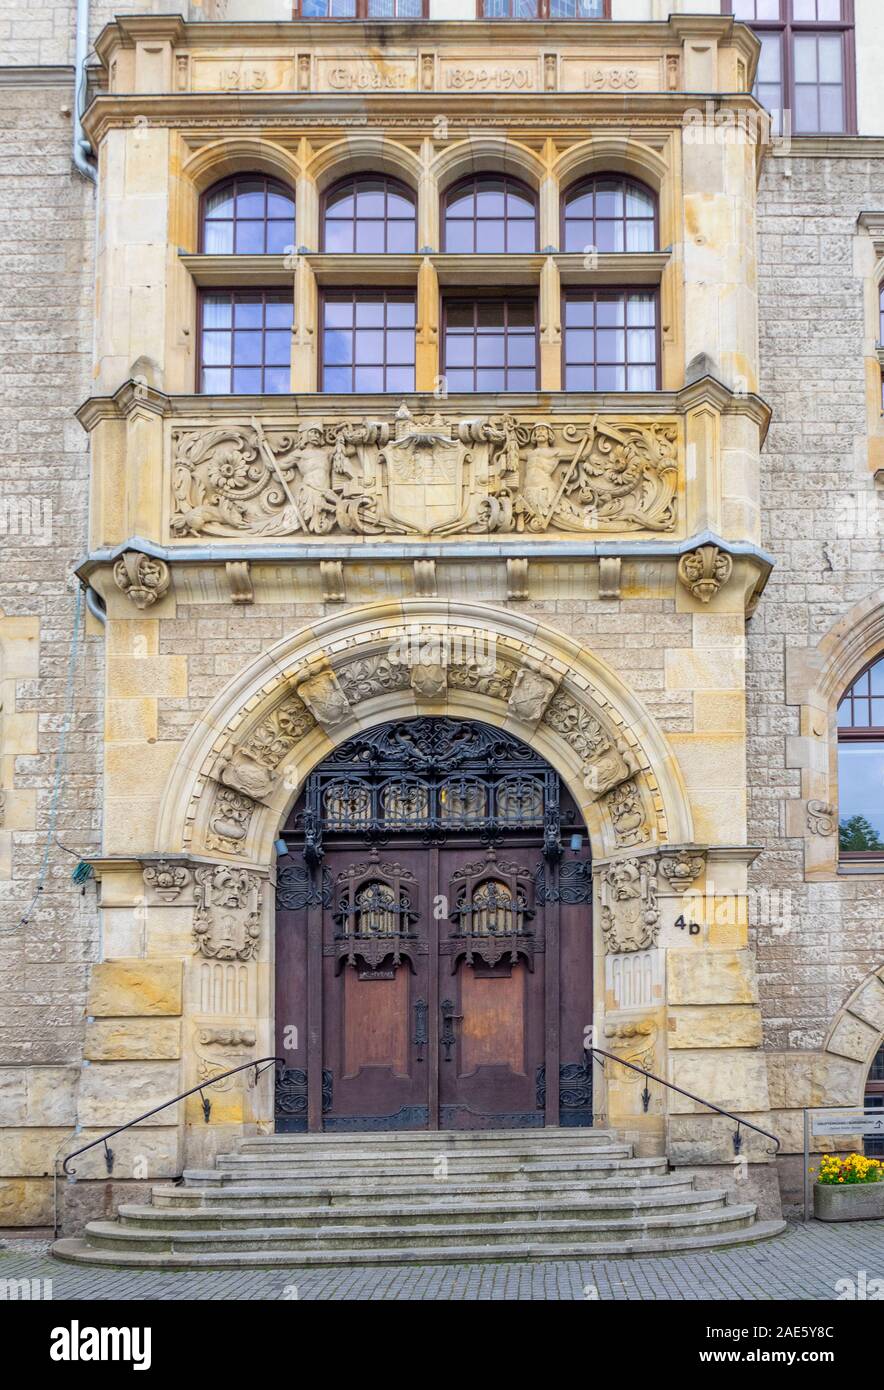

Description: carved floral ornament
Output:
[195,638,653,860]
[170,406,679,542]
[677,544,733,604]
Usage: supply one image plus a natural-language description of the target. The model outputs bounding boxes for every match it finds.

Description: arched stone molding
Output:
[156,599,693,870]
[553,134,671,199]
[179,137,302,198]
[823,964,884,1094]
[432,136,547,198]
[784,588,884,877]
[306,134,423,197]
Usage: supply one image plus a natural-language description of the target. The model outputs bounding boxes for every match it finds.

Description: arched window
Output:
[837,653,884,856]
[442,174,537,255]
[865,1041,884,1158]
[879,283,884,408]
[201,175,295,255]
[322,174,417,254]
[562,175,657,254]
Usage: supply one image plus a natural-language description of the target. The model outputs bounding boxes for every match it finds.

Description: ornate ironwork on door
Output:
[331,856,420,973]
[448,850,537,972]
[292,717,562,863]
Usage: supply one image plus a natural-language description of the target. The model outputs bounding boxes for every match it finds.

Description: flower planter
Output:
[814,1181,884,1222]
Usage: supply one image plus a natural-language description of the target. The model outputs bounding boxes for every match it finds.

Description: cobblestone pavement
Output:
[1,1221,883,1300]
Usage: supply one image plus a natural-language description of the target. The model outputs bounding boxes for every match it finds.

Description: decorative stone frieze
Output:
[542,688,636,801]
[599,856,660,954]
[677,544,734,604]
[112,550,171,609]
[193,865,262,962]
[169,407,679,542]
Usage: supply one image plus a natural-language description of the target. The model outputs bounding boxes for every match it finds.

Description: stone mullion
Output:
[293,257,318,393]
[416,256,440,393]
[539,255,562,393]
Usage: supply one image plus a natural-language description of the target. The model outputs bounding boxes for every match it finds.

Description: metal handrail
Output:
[588,1046,781,1157]
[61,1056,285,1177]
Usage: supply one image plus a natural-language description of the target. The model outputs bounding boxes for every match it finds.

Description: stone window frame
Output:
[561,286,661,393]
[320,172,418,255]
[836,653,884,866]
[292,1,430,17]
[198,174,296,257]
[785,592,884,880]
[476,0,610,17]
[724,0,857,136]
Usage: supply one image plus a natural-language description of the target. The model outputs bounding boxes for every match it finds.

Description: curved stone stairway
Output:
[53,1129,785,1268]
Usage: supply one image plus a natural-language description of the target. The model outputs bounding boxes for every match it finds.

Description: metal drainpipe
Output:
[83,584,106,627]
[73,0,97,183]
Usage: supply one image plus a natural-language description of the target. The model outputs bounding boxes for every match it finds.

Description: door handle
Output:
[412,998,428,1062]
[440,998,463,1062]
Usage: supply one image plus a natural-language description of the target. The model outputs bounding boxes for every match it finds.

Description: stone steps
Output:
[151,1173,693,1210]
[51,1128,786,1269]
[115,1186,727,1230]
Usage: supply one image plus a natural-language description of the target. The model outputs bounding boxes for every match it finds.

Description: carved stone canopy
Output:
[170,407,679,542]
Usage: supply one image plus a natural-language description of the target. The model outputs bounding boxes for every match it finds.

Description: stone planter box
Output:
[814,1182,884,1222]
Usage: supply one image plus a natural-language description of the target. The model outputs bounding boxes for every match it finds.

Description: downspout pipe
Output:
[73,0,97,184]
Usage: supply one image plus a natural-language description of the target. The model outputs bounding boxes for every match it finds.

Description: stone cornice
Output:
[93,14,754,64]
[0,65,75,87]
[75,377,771,434]
[81,91,764,145]
[772,137,884,159]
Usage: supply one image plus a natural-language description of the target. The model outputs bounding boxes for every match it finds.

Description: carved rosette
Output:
[599,857,660,954]
[170,407,679,541]
[193,864,262,961]
[677,544,734,604]
[113,550,171,609]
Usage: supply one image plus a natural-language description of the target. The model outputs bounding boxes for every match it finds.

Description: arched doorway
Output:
[865,1042,884,1158]
[273,717,593,1132]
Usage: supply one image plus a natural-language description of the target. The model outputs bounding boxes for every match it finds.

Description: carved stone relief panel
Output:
[170,407,679,543]
[599,856,659,954]
[193,865,262,962]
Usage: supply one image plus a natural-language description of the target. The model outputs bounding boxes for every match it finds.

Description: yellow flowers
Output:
[814,1152,884,1185]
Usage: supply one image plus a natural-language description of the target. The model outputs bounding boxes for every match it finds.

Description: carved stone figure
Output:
[218,746,278,802]
[599,856,659,953]
[677,544,734,603]
[296,670,352,728]
[113,551,171,609]
[193,865,262,961]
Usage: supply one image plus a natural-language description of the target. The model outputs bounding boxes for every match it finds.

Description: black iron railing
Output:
[588,1046,781,1157]
[61,1056,285,1178]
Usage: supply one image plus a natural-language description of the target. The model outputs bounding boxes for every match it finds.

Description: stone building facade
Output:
[0,0,882,1234]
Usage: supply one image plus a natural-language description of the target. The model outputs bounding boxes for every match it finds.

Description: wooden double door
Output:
[275,833,594,1132]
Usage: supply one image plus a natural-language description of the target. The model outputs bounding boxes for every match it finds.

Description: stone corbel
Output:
[143,858,192,904]
[413,559,437,598]
[506,557,529,601]
[658,849,706,890]
[320,560,345,602]
[225,560,253,605]
[677,544,733,604]
[113,550,171,609]
[598,556,621,600]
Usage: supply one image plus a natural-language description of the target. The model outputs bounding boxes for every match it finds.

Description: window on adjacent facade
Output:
[442,175,537,255]
[199,291,293,394]
[480,0,607,16]
[201,176,295,256]
[727,1,855,135]
[321,291,416,393]
[563,291,657,392]
[295,1,427,16]
[837,654,884,855]
[322,175,417,254]
[562,176,657,255]
[443,297,537,392]
[865,1043,884,1158]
